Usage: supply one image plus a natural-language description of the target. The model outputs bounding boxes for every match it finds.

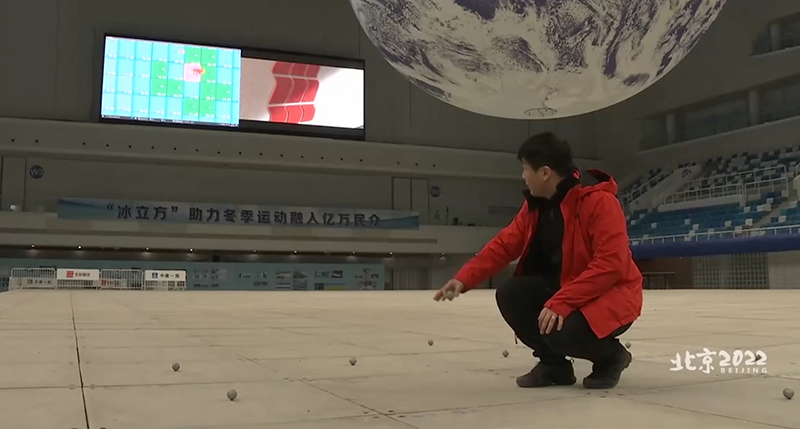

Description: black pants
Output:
[496,276,631,364]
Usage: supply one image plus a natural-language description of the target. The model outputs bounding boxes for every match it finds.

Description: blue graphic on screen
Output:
[101,36,242,126]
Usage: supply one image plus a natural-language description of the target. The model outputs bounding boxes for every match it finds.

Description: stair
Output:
[756,191,798,228]
[675,160,715,193]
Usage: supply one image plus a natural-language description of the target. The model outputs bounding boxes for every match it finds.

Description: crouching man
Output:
[434,132,643,389]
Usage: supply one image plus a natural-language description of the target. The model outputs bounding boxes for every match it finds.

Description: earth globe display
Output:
[349,0,726,119]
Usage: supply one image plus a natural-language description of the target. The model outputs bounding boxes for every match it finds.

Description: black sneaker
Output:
[583,347,632,389]
[516,360,577,388]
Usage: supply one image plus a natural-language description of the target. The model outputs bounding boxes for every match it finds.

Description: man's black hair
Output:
[516,132,575,177]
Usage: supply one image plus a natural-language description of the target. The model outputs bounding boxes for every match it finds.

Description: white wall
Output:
[637,115,800,170]
[20,157,393,212]
[0,0,599,157]
[1,117,583,227]
[3,156,528,228]
[0,158,25,209]
[0,211,504,255]
[7,0,800,179]
[427,178,522,227]
[594,0,800,173]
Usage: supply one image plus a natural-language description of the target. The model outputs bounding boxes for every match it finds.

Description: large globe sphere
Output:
[350,0,726,119]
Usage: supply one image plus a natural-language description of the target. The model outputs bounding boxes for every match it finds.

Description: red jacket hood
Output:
[576,168,619,196]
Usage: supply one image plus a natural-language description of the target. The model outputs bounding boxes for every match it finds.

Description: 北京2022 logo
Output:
[670,348,767,374]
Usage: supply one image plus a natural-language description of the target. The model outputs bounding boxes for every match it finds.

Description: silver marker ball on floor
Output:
[445,290,454,300]
[349,357,357,366]
[784,388,794,400]
[625,341,631,349]
[502,350,509,358]
[227,389,238,401]
[172,363,180,372]
[428,340,434,346]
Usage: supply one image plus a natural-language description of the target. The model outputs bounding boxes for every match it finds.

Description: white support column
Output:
[392,177,411,210]
[770,22,782,51]
[748,90,761,126]
[410,178,429,223]
[0,157,26,211]
[666,112,677,145]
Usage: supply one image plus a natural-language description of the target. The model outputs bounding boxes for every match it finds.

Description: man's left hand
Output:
[538,307,564,335]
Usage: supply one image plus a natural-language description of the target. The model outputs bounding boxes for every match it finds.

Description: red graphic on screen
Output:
[267,61,320,124]
[184,63,204,83]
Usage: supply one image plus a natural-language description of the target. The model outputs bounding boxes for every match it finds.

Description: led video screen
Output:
[101,37,241,126]
[239,58,364,129]
[99,35,365,138]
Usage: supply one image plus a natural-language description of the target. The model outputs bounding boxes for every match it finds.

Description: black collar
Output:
[523,176,580,210]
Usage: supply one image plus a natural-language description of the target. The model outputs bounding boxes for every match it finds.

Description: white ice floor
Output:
[0,289,798,429]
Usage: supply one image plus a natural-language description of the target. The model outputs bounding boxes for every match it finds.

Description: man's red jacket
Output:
[454,169,643,339]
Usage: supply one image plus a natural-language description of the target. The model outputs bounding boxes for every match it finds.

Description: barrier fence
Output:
[630,223,800,246]
[663,177,790,205]
[662,183,744,205]
[744,177,791,194]
[683,165,788,191]
[8,268,186,291]
[662,165,791,205]
[100,269,143,290]
[9,268,57,290]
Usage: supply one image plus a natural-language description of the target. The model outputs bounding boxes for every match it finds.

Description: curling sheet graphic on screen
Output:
[101,37,241,126]
[239,58,364,129]
[100,36,364,131]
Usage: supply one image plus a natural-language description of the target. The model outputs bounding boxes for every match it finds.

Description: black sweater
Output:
[516,177,580,283]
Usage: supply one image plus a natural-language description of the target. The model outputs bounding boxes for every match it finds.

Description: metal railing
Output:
[664,176,789,205]
[100,269,143,290]
[682,165,787,191]
[662,183,744,205]
[630,223,800,246]
[743,177,790,195]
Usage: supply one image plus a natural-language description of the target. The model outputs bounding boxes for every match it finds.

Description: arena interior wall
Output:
[0,0,600,158]
[593,0,800,173]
